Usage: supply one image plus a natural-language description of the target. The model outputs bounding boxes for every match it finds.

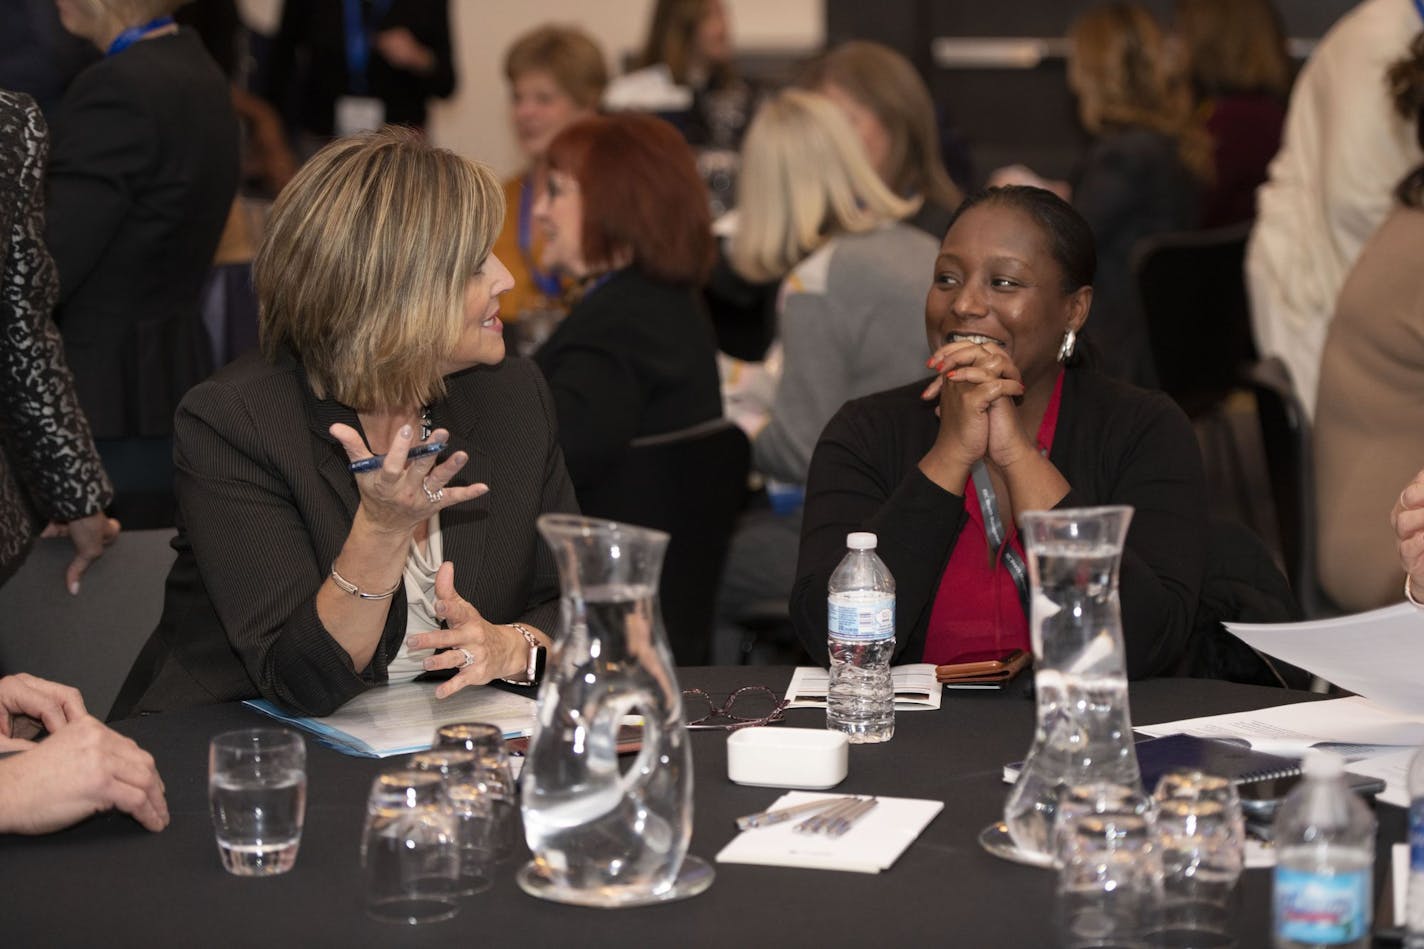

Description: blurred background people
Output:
[531,113,721,514]
[629,0,751,152]
[492,24,608,348]
[1,90,117,594]
[715,89,937,662]
[1246,0,1422,419]
[1314,34,1424,612]
[0,0,97,117]
[44,0,239,530]
[1172,0,1293,227]
[264,0,455,154]
[797,40,964,240]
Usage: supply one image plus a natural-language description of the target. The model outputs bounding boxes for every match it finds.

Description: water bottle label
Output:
[827,596,894,641]
[1274,867,1369,943]
[1412,799,1424,870]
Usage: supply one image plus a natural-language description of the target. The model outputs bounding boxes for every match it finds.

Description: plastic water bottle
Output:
[1406,745,1424,948]
[826,532,895,743]
[1273,749,1376,949]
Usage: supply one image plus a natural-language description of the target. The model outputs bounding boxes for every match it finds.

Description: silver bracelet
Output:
[1407,575,1424,610]
[329,565,401,600]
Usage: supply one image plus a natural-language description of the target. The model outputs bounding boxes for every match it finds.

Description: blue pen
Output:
[348,441,446,474]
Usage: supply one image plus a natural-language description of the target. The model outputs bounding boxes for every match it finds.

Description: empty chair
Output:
[1134,221,1256,418]
[577,419,750,665]
[0,529,176,719]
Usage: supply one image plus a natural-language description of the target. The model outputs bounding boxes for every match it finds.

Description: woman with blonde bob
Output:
[716,90,938,659]
[115,129,577,718]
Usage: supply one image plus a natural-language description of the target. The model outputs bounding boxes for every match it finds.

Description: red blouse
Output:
[921,370,1064,664]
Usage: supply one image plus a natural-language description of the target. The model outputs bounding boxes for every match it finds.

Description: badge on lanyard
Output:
[336,0,395,134]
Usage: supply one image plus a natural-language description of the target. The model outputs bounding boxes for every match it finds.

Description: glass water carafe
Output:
[1002,505,1142,860]
[518,514,714,907]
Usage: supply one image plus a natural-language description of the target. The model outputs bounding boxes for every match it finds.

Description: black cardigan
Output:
[791,367,1207,678]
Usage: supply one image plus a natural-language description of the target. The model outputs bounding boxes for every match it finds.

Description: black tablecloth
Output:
[0,670,1397,948]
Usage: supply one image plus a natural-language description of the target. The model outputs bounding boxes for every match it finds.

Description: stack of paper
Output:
[785,664,942,711]
[246,683,537,758]
[715,791,943,873]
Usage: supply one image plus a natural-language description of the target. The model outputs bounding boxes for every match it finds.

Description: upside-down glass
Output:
[409,749,493,896]
[361,770,461,925]
[520,514,713,907]
[682,686,788,731]
[432,722,520,861]
[207,728,307,876]
[1054,782,1162,949]
[1003,506,1142,861]
[1148,771,1245,947]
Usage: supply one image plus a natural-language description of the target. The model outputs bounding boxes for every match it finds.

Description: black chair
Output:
[577,419,751,665]
[1134,221,1257,418]
[1245,358,1339,620]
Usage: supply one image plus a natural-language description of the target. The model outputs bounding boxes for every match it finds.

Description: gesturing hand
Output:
[41,513,121,595]
[330,423,488,534]
[404,562,532,699]
[1391,466,1424,591]
[0,673,87,750]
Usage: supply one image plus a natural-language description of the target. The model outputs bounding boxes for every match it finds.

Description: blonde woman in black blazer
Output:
[117,130,577,718]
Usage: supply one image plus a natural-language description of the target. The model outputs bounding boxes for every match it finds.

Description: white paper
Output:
[1225,602,1424,714]
[715,791,943,873]
[246,683,536,758]
[785,664,942,711]
[1136,696,1424,758]
[1339,748,1415,808]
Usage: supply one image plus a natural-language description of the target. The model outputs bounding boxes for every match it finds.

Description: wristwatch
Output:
[502,623,547,686]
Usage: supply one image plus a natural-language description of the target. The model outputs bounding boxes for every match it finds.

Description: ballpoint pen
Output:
[794,796,865,834]
[824,797,879,837]
[348,440,447,474]
[735,796,855,830]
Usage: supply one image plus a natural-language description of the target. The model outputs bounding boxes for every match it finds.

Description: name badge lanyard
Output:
[107,16,175,57]
[519,181,567,300]
[1417,0,1424,23]
[970,460,1031,622]
[342,0,395,96]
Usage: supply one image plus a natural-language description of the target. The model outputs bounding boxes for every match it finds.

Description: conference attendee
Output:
[715,89,938,660]
[1247,0,1421,419]
[797,40,963,240]
[1393,468,1424,610]
[45,0,239,529]
[1064,1,1208,388]
[1173,0,1292,227]
[492,24,608,333]
[791,186,1207,677]
[531,113,721,512]
[263,0,455,153]
[1315,35,1424,611]
[114,129,577,719]
[0,673,167,835]
[0,90,117,593]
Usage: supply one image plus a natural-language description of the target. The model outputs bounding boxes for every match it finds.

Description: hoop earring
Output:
[1057,328,1077,363]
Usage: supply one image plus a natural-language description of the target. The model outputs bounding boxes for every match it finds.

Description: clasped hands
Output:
[1391,466,1424,597]
[920,338,1036,472]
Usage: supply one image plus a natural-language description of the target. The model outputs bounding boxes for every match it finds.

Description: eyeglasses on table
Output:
[682,686,788,731]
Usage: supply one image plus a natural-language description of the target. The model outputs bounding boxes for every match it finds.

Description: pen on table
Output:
[348,440,446,474]
[795,796,865,834]
[736,796,853,830]
[824,797,879,837]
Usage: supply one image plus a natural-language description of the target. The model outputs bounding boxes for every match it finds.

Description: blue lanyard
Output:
[1416,0,1424,22]
[106,16,174,56]
[518,179,566,300]
[342,0,395,95]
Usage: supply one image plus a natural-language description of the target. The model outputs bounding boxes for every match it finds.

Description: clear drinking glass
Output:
[207,728,307,876]
[409,749,493,896]
[1004,506,1142,860]
[361,770,461,925]
[1054,782,1162,949]
[432,722,519,862]
[1148,771,1246,946]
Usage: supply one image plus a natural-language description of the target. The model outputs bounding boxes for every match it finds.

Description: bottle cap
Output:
[846,532,877,550]
[1301,748,1345,779]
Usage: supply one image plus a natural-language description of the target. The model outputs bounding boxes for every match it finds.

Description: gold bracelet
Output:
[1407,575,1424,610]
[329,565,401,600]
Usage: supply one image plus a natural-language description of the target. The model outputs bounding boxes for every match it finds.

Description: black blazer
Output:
[120,351,579,717]
[533,268,722,514]
[44,29,239,439]
[792,367,1208,679]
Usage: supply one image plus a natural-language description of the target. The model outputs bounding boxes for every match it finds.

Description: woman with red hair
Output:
[531,113,722,510]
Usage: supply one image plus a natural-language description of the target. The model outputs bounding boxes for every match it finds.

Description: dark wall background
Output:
[824,0,1361,186]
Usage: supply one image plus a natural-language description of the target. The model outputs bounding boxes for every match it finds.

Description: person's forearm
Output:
[1001,451,1070,520]
[317,506,410,671]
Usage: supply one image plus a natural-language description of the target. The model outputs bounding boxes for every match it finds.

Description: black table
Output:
[0,671,1398,948]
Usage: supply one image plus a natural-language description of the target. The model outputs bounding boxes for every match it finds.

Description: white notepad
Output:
[785,664,943,711]
[715,792,943,874]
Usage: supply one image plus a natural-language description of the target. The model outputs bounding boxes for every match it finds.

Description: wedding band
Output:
[422,478,444,504]
[457,648,475,668]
